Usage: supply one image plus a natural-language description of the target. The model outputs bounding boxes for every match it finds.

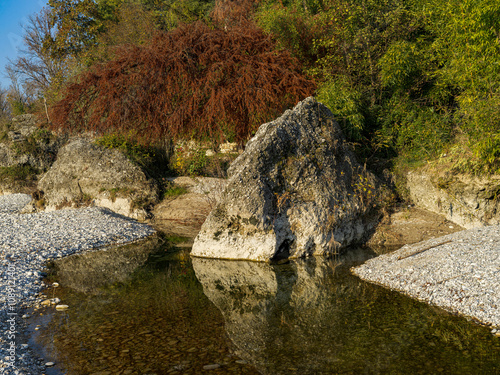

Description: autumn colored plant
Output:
[49,18,315,145]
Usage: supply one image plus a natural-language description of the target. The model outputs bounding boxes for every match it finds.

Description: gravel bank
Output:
[0,194,155,375]
[353,225,500,329]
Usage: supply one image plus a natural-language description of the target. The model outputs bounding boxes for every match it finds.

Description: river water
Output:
[28,237,500,374]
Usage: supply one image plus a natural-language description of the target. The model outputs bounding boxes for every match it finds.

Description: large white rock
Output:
[191,97,381,261]
[39,138,159,220]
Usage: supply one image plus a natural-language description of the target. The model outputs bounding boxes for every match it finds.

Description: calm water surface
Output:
[29,238,500,374]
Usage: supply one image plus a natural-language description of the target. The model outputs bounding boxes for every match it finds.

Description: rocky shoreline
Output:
[353,226,500,332]
[0,194,155,375]
[0,189,499,373]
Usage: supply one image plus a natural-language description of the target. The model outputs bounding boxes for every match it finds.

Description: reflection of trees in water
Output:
[192,249,500,375]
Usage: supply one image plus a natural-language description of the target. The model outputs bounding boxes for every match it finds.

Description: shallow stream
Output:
[28,237,500,374]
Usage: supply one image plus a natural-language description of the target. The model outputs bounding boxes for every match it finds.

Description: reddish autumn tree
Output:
[49,18,316,145]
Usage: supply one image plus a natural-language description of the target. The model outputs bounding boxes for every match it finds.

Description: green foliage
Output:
[94,133,172,178]
[316,76,365,141]
[95,133,154,165]
[163,185,188,198]
[0,165,38,184]
[31,128,54,144]
[380,95,453,161]
[256,0,325,64]
[14,0,500,181]
[46,0,124,60]
[141,0,215,30]
[172,144,207,176]
[379,41,421,91]
[8,98,33,117]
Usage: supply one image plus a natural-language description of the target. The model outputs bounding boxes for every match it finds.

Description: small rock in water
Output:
[55,304,69,311]
[52,282,59,287]
[45,362,55,367]
[40,299,51,306]
[50,297,61,305]
[203,364,221,370]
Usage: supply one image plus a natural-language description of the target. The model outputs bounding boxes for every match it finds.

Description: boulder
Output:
[407,169,500,229]
[0,114,66,193]
[191,97,380,261]
[38,138,159,220]
[0,114,65,170]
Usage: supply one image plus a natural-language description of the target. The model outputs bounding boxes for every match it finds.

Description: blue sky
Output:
[0,0,47,89]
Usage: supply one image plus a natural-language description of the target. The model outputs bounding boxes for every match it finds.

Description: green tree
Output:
[46,0,122,61]
[141,0,214,30]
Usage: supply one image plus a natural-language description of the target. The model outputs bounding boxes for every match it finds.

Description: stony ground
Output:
[353,225,500,331]
[0,194,155,375]
[152,176,226,238]
[2,188,498,373]
[366,206,463,249]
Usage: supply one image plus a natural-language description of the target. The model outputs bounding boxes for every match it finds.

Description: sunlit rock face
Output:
[191,97,380,261]
[39,138,159,220]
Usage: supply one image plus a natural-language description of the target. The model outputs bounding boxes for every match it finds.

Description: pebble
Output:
[203,364,221,370]
[0,194,155,374]
[353,225,500,329]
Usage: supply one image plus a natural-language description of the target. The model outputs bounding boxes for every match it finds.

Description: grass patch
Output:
[162,185,188,198]
[0,165,38,184]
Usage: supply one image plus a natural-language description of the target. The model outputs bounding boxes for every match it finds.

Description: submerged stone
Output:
[191,97,381,261]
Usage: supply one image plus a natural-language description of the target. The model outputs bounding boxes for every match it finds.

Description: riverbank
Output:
[353,226,500,331]
[0,194,155,374]
[1,190,498,374]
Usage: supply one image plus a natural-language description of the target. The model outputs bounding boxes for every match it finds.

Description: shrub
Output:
[49,20,315,145]
[316,75,365,141]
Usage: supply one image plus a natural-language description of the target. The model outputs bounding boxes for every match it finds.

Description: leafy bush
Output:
[316,76,365,141]
[256,0,325,65]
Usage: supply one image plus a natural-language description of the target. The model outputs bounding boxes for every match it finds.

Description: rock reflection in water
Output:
[192,248,500,374]
[33,240,261,375]
[49,237,161,293]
